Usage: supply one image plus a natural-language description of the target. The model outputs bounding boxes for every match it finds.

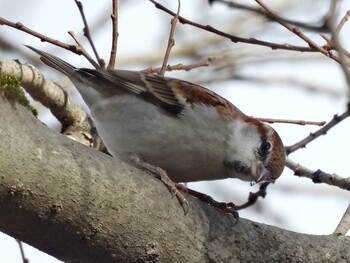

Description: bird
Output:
[27,46,285,187]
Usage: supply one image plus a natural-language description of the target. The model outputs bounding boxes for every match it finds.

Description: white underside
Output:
[89,94,233,182]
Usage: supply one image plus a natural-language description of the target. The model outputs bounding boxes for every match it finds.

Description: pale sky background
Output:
[0,0,350,262]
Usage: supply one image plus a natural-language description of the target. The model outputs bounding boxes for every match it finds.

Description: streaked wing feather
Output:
[79,69,186,114]
[78,69,143,95]
[26,46,239,116]
[77,68,241,116]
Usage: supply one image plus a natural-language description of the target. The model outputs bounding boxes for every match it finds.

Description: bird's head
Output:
[223,118,285,184]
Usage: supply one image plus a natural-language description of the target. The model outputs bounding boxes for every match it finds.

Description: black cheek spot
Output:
[223,160,250,175]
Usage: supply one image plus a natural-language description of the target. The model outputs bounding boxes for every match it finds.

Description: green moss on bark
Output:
[0,75,38,116]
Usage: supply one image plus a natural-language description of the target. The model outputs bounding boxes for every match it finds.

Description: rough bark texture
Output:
[0,96,349,263]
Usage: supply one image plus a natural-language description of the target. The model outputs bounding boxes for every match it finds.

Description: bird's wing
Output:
[27,45,243,117]
[80,68,243,116]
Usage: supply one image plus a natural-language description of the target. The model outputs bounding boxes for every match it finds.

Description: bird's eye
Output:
[259,141,271,157]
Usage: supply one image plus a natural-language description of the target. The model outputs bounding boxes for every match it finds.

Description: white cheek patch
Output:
[226,121,261,164]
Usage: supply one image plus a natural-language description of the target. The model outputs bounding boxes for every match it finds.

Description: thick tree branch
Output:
[0,91,349,262]
[0,58,93,146]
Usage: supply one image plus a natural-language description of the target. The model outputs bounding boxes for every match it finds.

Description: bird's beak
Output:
[252,162,270,183]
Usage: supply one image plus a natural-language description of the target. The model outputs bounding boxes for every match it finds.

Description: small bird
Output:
[27,46,285,186]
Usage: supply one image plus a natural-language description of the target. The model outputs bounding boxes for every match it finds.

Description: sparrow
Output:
[27,46,286,185]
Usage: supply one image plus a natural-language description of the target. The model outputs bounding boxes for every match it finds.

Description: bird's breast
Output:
[90,94,231,182]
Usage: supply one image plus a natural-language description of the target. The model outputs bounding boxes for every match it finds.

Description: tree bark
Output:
[0,96,349,263]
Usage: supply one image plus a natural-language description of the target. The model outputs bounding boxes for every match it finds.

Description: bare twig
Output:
[211,0,329,32]
[68,31,101,69]
[108,0,119,70]
[16,239,29,263]
[286,158,350,191]
[334,10,350,36]
[333,204,350,235]
[254,0,340,64]
[74,0,105,68]
[255,117,326,126]
[159,0,181,76]
[148,0,318,53]
[0,17,80,53]
[0,16,103,68]
[143,57,214,74]
[328,7,350,91]
[320,33,350,59]
[285,108,350,155]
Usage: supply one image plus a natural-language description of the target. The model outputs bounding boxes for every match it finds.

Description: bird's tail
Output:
[26,45,77,79]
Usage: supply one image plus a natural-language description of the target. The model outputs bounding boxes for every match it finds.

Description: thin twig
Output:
[254,0,341,64]
[16,239,29,263]
[68,31,100,69]
[286,108,350,155]
[0,17,80,53]
[143,57,214,74]
[108,0,119,70]
[333,204,350,235]
[255,117,326,126]
[74,0,105,68]
[286,158,350,191]
[320,33,350,59]
[328,7,350,92]
[148,0,317,53]
[0,17,103,68]
[211,0,329,32]
[159,0,181,76]
[334,10,350,36]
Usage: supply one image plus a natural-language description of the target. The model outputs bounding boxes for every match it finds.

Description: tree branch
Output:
[0,85,349,262]
[285,158,350,191]
[210,0,331,32]
[334,204,350,236]
[286,108,350,155]
[148,0,318,53]
[0,58,92,146]
[108,0,119,70]
[74,0,104,68]
[159,0,180,76]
